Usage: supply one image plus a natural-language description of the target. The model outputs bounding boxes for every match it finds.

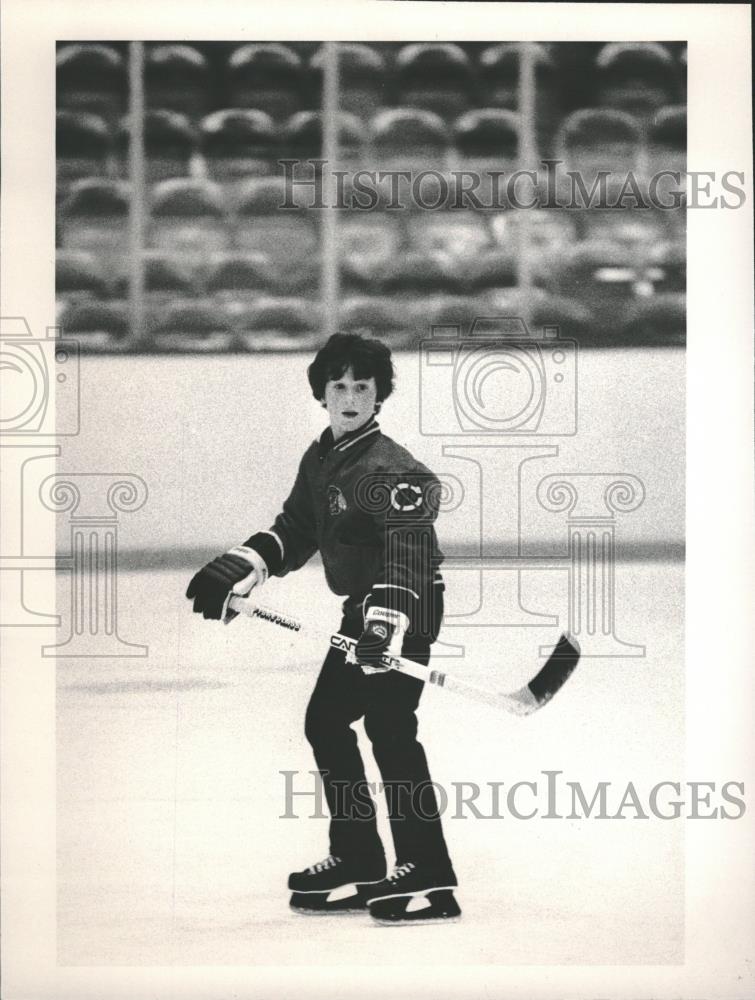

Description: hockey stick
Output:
[224,595,580,717]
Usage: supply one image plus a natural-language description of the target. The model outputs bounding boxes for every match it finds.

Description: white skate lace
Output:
[308,854,342,874]
[387,862,415,882]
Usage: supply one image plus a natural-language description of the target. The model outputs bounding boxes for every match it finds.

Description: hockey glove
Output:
[355,607,409,675]
[185,545,268,620]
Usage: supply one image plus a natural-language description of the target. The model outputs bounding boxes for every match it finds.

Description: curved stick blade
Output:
[500,633,580,716]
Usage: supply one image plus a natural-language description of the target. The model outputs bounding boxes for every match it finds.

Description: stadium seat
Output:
[383,255,467,333]
[514,209,577,254]
[58,300,131,351]
[556,109,642,187]
[462,247,518,294]
[394,43,476,121]
[371,108,450,172]
[344,250,462,329]
[56,249,109,295]
[150,299,236,352]
[234,177,319,270]
[577,207,670,261]
[113,252,197,300]
[116,110,196,183]
[405,182,492,262]
[56,251,110,321]
[478,43,558,155]
[339,296,415,348]
[338,182,404,273]
[59,178,130,269]
[231,296,323,352]
[310,44,388,120]
[452,108,529,220]
[416,294,492,335]
[550,240,645,334]
[150,179,230,261]
[282,110,368,172]
[208,250,319,298]
[595,43,678,128]
[380,250,464,296]
[56,111,112,183]
[340,255,399,297]
[145,45,211,119]
[647,106,686,178]
[618,293,685,345]
[206,253,277,301]
[452,108,519,172]
[528,292,593,340]
[488,209,577,285]
[57,44,126,122]
[200,109,278,197]
[226,44,303,121]
[419,289,590,341]
[647,242,685,294]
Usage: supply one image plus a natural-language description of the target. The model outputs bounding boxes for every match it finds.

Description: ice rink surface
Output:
[57,558,683,967]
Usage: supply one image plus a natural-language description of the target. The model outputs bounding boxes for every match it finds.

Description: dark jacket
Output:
[246,417,444,628]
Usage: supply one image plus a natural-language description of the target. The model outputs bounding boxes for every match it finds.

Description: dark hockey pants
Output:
[304,589,455,880]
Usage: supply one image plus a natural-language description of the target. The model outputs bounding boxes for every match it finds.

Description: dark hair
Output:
[307,333,395,403]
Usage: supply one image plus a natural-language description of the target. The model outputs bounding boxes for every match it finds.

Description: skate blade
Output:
[368,889,461,925]
[291,904,366,916]
[289,885,369,915]
[366,884,457,905]
[371,913,461,927]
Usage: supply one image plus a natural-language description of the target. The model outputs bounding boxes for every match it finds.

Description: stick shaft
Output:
[228,595,440,686]
[225,596,564,716]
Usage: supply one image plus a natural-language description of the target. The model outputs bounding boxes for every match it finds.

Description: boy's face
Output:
[322,367,378,440]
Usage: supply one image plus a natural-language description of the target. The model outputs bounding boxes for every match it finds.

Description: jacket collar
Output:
[318,416,380,459]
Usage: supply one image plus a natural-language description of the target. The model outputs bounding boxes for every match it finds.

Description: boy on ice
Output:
[187,333,459,924]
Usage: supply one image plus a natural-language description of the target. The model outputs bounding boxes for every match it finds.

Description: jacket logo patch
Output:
[390,482,423,511]
[328,485,348,516]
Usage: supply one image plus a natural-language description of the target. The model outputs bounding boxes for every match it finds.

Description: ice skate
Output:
[288,854,386,914]
[365,862,461,924]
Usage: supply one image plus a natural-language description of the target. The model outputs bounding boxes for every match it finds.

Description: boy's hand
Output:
[186,546,267,620]
[355,608,409,675]
[355,620,394,674]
